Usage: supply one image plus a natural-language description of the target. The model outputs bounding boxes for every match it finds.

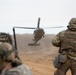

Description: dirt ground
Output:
[16,34,71,75]
[19,51,71,75]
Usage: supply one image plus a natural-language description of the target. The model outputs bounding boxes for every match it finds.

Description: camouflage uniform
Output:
[0,42,32,75]
[1,64,32,75]
[52,18,76,75]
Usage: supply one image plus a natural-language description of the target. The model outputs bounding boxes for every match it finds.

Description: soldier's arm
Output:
[52,30,65,47]
[52,34,61,47]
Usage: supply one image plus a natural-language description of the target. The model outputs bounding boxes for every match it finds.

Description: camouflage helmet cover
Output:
[67,18,76,30]
[0,42,15,61]
[0,32,12,44]
[69,18,76,24]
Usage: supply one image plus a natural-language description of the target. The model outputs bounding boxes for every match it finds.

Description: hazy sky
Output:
[0,0,76,34]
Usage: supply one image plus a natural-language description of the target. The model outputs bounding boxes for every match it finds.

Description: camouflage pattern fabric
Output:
[0,32,12,44]
[1,64,32,75]
[69,18,76,25]
[52,18,76,75]
[54,58,76,75]
[52,30,65,47]
[61,29,76,51]
[52,29,76,60]
[67,18,76,30]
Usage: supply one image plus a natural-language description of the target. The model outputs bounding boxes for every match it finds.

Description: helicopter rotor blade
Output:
[43,26,64,29]
[14,26,36,29]
[13,25,63,30]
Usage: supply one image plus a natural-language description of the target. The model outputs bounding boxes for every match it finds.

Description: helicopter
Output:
[13,17,63,46]
[31,18,45,45]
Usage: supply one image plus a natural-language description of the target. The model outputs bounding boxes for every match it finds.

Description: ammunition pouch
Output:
[59,53,67,63]
[53,54,61,68]
[53,53,67,68]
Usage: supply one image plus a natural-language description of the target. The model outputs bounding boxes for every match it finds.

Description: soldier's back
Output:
[1,64,32,75]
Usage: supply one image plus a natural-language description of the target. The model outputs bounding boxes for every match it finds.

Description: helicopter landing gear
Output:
[28,43,40,46]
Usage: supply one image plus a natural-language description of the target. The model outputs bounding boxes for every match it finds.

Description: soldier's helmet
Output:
[0,32,12,44]
[0,42,15,62]
[67,18,76,30]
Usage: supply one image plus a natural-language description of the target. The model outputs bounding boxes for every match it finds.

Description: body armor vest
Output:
[61,29,76,52]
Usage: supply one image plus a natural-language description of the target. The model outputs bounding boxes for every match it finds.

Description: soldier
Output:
[52,18,76,75]
[0,42,32,75]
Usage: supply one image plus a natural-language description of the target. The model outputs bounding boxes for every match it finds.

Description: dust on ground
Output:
[16,34,71,75]
[19,51,71,75]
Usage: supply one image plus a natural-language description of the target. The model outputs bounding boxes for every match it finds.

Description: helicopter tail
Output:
[37,17,40,28]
